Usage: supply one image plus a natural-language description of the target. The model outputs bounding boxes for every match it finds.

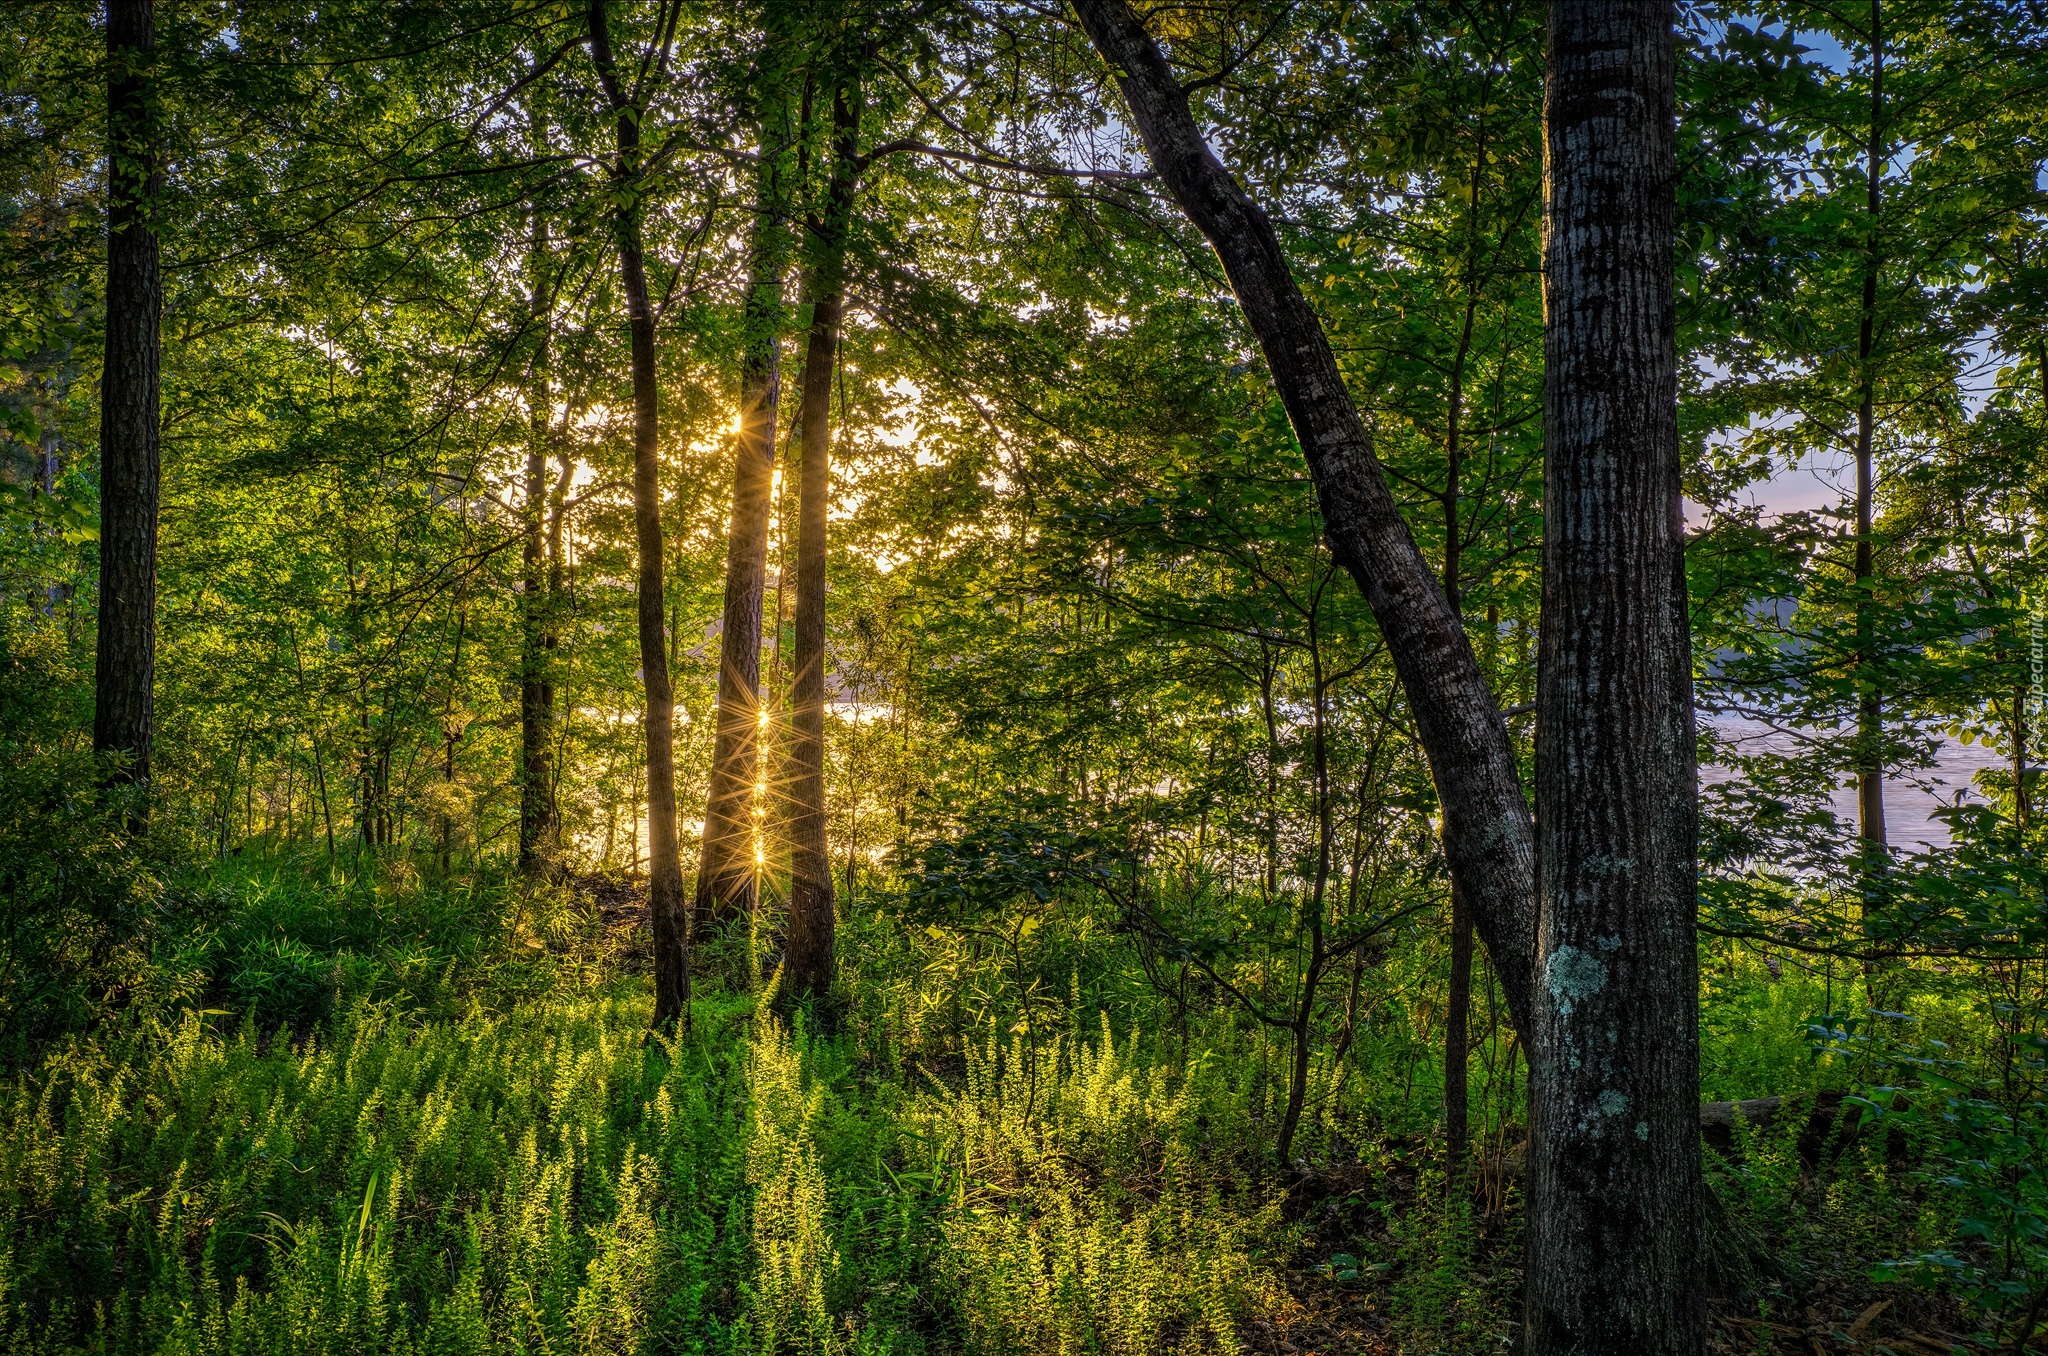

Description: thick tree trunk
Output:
[1068,0,1536,1039]
[697,40,796,932]
[94,0,162,807]
[589,0,689,1026]
[783,78,860,1007]
[519,198,558,879]
[1526,6,1702,1353]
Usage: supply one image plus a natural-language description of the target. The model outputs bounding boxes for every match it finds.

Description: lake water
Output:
[1700,712,2009,849]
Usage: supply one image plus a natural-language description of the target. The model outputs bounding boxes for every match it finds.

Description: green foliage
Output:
[0,616,162,1059]
[742,1019,844,1353]
[930,1022,1288,1356]
[0,993,747,1354]
[1818,1002,2048,1327]
[0,880,1321,1356]
[1382,1166,1520,1353]
[893,793,1110,929]
[156,857,588,1028]
[4,0,2048,1349]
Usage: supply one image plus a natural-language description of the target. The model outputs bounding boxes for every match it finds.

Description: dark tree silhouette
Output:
[94,0,163,807]
[589,0,689,1026]
[784,72,861,1007]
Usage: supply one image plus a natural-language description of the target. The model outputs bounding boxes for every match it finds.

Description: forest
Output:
[3,0,2047,1352]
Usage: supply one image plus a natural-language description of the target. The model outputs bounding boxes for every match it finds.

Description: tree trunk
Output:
[2015,683,2031,830]
[94,0,162,810]
[1526,6,1702,1353]
[519,193,558,879]
[1443,283,1477,1174]
[1069,0,1536,1039]
[697,30,796,932]
[589,0,689,1027]
[783,75,860,1007]
[440,581,470,876]
[1275,639,1338,1166]
[1854,0,1888,860]
[1445,881,1473,1170]
[1257,648,1280,902]
[547,425,574,840]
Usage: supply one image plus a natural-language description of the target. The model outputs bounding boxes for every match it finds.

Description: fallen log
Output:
[1698,1095,1786,1136]
[1486,1091,1863,1180]
[1699,1090,1858,1167]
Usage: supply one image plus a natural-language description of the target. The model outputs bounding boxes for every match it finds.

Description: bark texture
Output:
[94,0,162,799]
[1526,6,1702,1352]
[783,77,860,1007]
[589,0,689,1026]
[1068,0,1536,1038]
[697,44,796,931]
[519,198,558,878]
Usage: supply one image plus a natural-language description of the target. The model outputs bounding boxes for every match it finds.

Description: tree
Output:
[1316,0,1547,1171]
[588,0,689,1027]
[698,4,799,930]
[1851,0,1888,861]
[93,0,161,808]
[1067,0,1537,1039]
[783,57,862,1006]
[1525,4,1701,1351]
[518,179,560,879]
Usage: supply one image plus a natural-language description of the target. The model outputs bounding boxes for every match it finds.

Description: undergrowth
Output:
[0,868,1300,1355]
[0,858,2021,1354]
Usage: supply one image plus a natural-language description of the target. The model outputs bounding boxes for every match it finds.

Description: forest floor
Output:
[1237,1167,1985,1356]
[0,861,1990,1355]
[568,880,1990,1356]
